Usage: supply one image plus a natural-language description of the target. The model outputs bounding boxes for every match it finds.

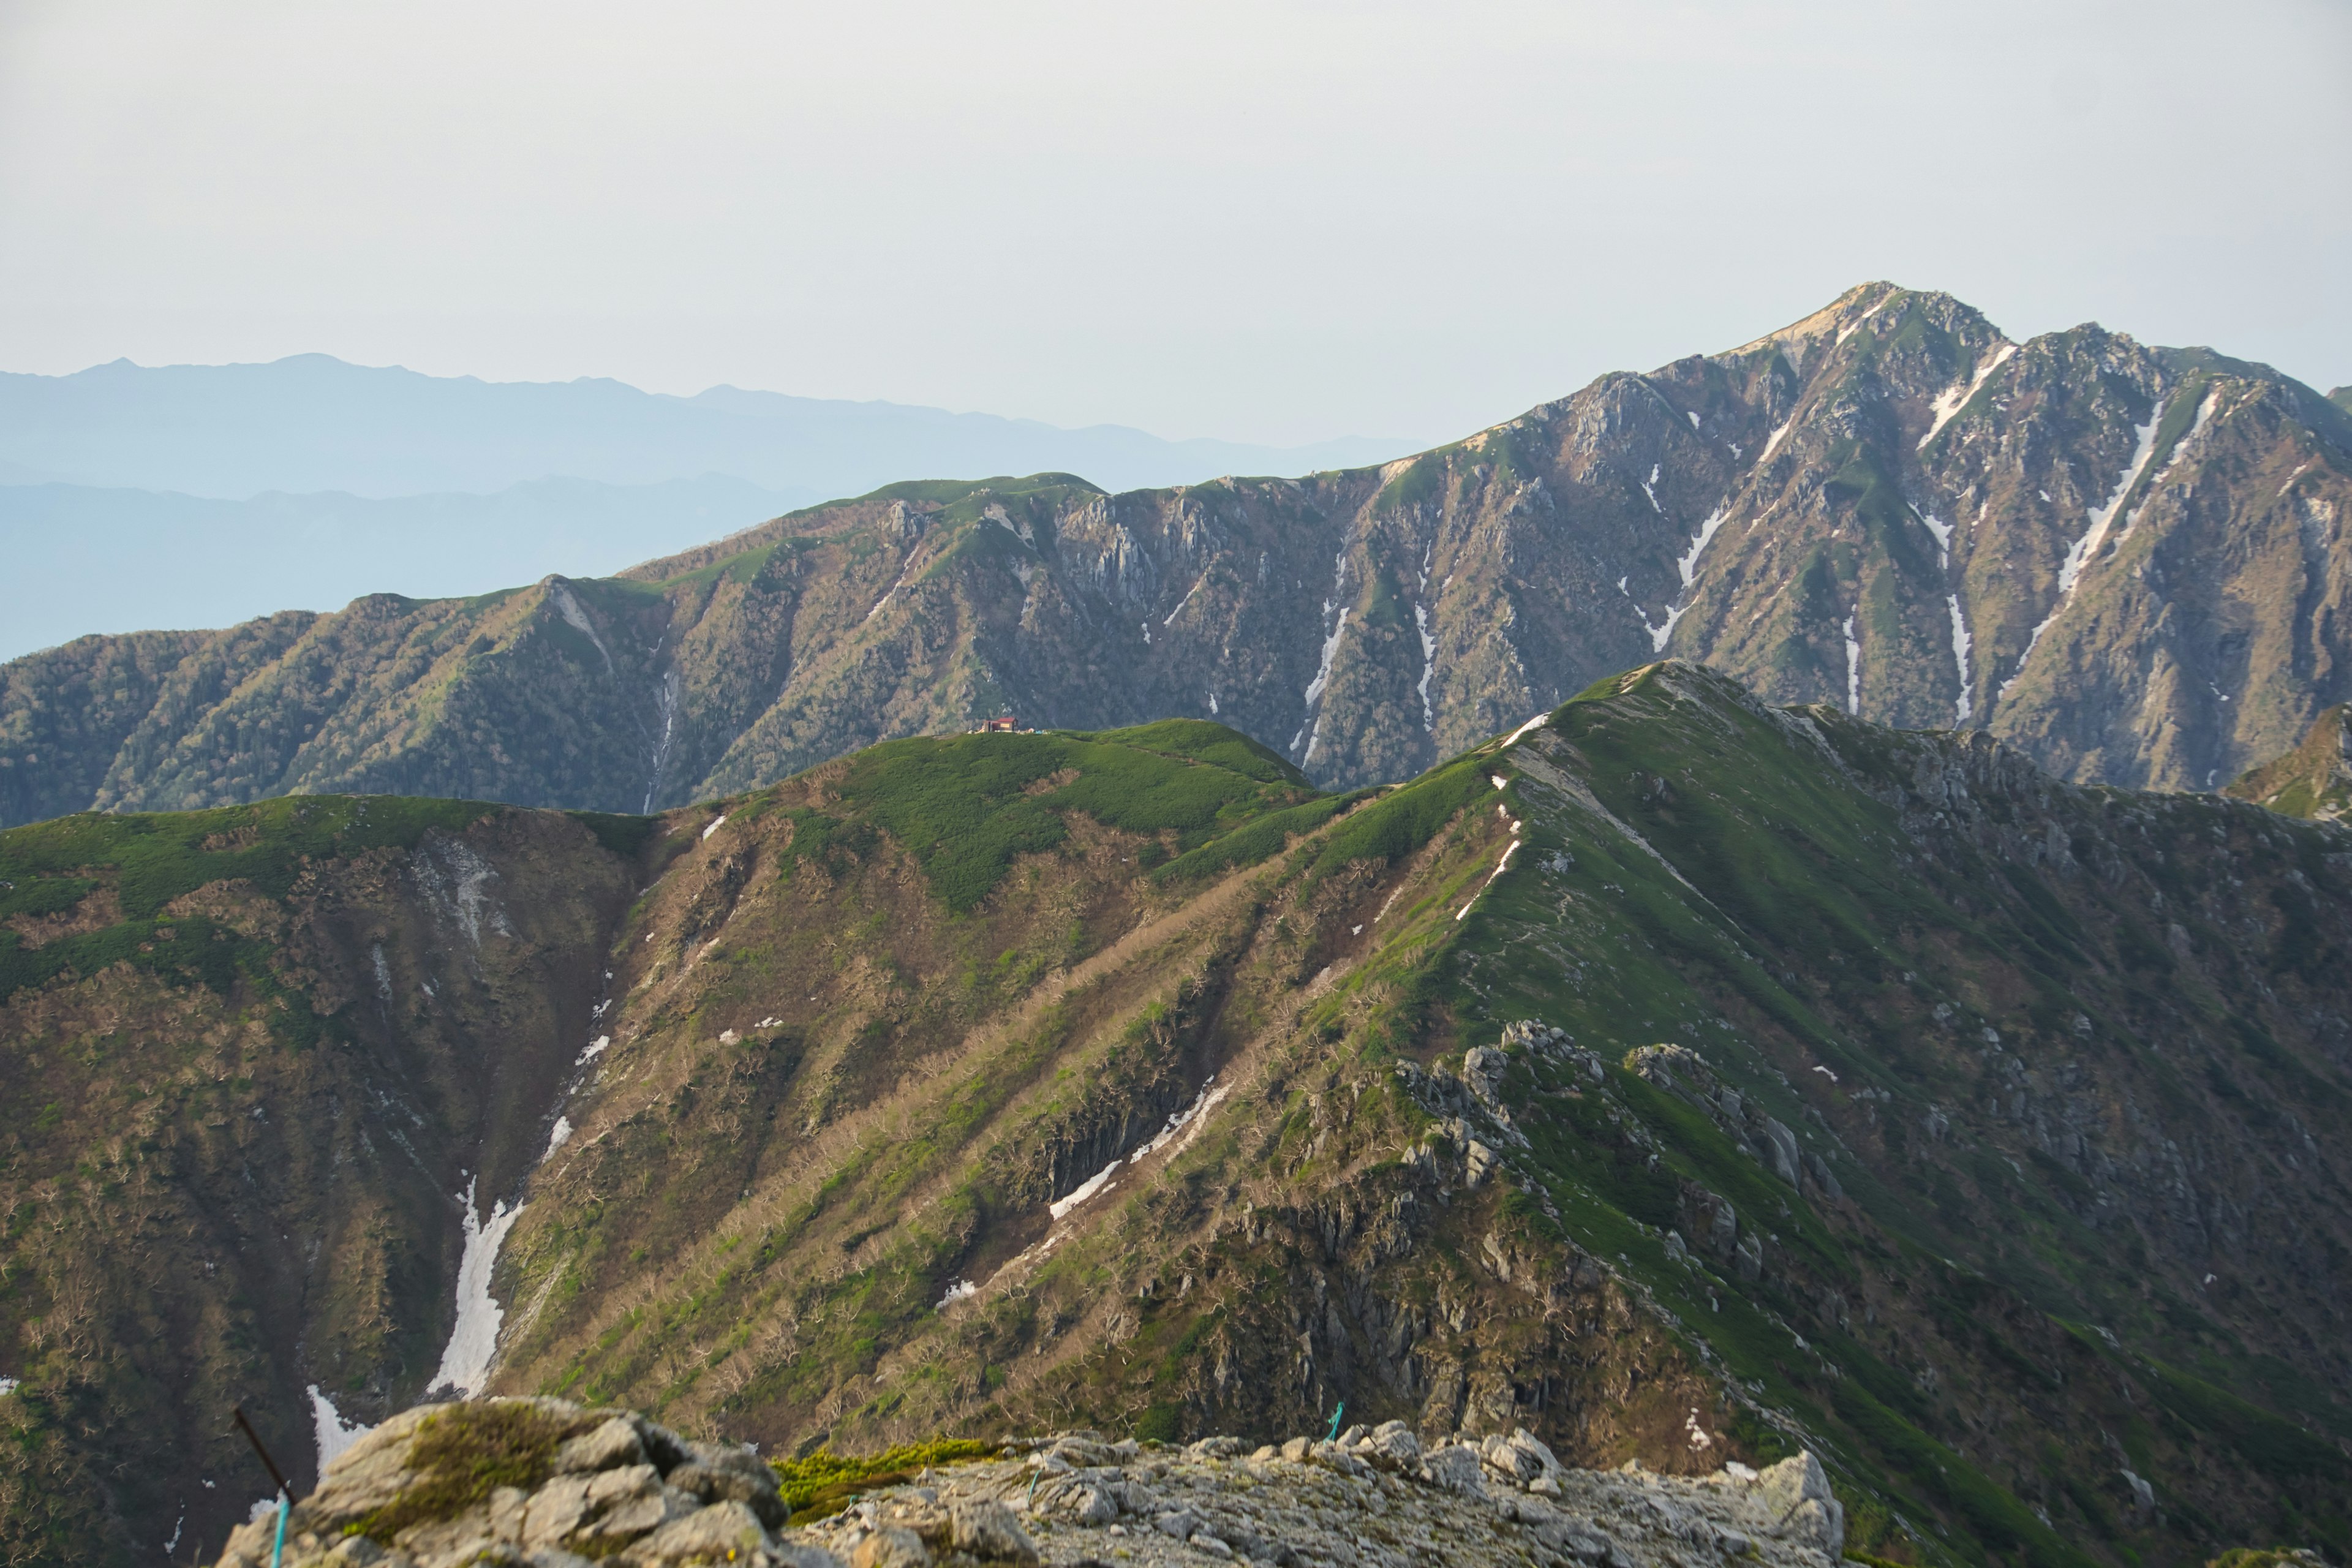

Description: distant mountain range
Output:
[0,354,1412,663]
[0,353,1408,500]
[4,282,2349,827]
[0,475,812,663]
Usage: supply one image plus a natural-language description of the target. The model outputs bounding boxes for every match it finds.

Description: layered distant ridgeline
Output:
[7,673,2351,1567]
[6,282,2350,827]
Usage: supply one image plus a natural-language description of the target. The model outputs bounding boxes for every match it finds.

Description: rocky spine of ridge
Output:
[2226,703,2352,820]
[7,282,2351,827]
[211,1395,1847,1568]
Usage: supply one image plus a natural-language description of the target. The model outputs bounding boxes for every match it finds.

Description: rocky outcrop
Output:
[216,1400,1846,1568]
[215,1399,805,1568]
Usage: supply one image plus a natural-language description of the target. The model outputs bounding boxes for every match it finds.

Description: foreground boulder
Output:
[215,1397,807,1567]
[218,1396,1851,1568]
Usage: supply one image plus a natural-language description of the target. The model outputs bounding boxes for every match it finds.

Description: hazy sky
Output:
[2,1,2346,447]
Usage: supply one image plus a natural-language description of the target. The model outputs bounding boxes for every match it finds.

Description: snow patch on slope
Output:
[1414,604,1438,731]
[2005,394,2170,703]
[1918,343,2017,450]
[1842,616,1861,715]
[311,1387,373,1475]
[1948,595,1975,723]
[1290,552,1352,763]
[1758,420,1794,466]
[430,1178,524,1398]
[1676,505,1730,589]
[2058,396,2169,600]
[1913,506,1953,570]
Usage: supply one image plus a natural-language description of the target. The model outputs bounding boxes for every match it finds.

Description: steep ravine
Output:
[0,799,655,1564]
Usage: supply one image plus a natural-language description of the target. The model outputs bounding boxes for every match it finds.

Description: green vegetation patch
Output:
[1153,791,1368,887]
[0,794,499,919]
[347,1403,603,1542]
[832,726,1319,912]
[771,1439,1000,1523]
[1303,755,1492,889]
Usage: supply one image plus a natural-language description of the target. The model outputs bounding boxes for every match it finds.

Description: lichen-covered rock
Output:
[214,1398,797,1568]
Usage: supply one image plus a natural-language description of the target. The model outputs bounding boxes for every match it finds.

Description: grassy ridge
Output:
[831,722,1323,913]
[0,795,501,1007]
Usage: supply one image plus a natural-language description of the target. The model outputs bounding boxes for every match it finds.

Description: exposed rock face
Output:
[214,1398,804,1568]
[9,284,2351,826]
[215,1400,1846,1568]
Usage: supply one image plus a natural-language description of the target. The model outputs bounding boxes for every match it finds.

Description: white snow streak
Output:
[2058,396,2168,600]
[2123,388,2217,545]
[1640,463,1664,514]
[1917,343,2017,450]
[701,814,728,842]
[544,1116,574,1159]
[1640,603,1687,654]
[2279,461,2313,499]
[1676,505,1730,589]
[935,1279,978,1309]
[311,1387,373,1475]
[1128,1076,1228,1167]
[431,1178,523,1398]
[1049,1161,1120,1221]
[1501,711,1550,748]
[1947,595,1975,723]
[1164,575,1205,627]
[1207,691,1219,715]
[2005,394,2171,703]
[1414,604,1438,731]
[0,1378,17,1396]
[1836,295,1890,344]
[1289,552,1351,761]
[1914,506,1953,568]
[1758,420,1795,466]
[1686,412,1700,430]
[1842,616,1861,715]
[1456,835,1522,921]
[576,1035,609,1067]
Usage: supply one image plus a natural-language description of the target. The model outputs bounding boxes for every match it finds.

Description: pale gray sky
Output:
[2,0,2346,448]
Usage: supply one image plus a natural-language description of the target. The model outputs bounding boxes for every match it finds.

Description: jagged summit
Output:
[7,282,2350,828]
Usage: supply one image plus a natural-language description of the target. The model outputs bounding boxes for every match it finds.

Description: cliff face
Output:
[7,285,2350,827]
[8,672,2352,1568]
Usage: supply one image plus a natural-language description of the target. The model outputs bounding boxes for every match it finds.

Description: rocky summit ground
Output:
[214,1397,1846,1568]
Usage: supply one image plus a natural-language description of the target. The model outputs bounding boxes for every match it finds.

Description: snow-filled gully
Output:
[1290,551,1351,763]
[2000,392,2171,702]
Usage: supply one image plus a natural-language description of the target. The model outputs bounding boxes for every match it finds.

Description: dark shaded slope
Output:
[0,797,645,1564]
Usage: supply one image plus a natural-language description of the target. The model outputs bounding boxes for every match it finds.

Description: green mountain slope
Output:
[6,682,2351,1568]
[9,286,2352,828]
[2226,703,2352,820]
